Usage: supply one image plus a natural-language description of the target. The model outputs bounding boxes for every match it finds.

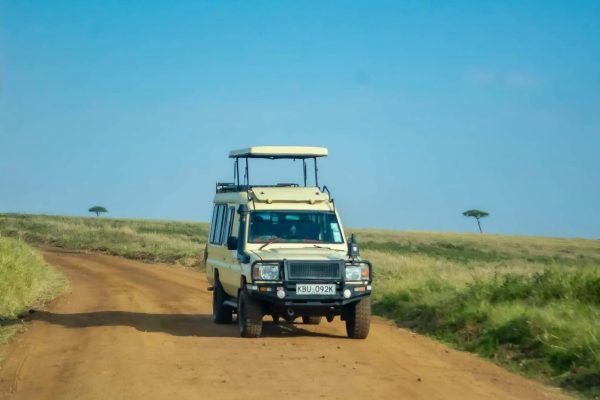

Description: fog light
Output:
[343,289,351,298]
[277,289,286,299]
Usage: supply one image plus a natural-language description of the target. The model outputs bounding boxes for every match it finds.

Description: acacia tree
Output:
[462,209,489,233]
[88,206,108,217]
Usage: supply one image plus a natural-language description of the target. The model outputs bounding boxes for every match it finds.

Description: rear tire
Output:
[302,316,322,325]
[345,297,371,339]
[212,280,233,324]
[238,290,263,338]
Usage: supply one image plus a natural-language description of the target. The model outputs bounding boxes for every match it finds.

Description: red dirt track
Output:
[0,249,571,399]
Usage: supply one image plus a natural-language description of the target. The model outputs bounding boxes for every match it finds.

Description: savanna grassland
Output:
[1,213,599,398]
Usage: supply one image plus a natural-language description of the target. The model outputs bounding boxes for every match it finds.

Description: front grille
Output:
[287,262,341,280]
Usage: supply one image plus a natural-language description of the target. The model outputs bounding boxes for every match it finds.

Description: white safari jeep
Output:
[205,146,372,338]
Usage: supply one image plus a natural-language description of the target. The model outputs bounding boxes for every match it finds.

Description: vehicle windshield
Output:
[248,211,344,244]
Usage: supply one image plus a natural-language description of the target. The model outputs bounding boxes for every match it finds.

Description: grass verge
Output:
[0,237,68,344]
[359,231,600,399]
[374,266,600,397]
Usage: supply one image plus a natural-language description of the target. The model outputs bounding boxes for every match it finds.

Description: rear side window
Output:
[209,205,219,243]
[209,204,226,244]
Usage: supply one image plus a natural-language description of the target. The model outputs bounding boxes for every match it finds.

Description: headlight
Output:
[345,264,370,281]
[252,263,280,281]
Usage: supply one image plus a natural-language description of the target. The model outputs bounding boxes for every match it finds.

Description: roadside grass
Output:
[0,237,68,344]
[358,232,600,399]
[0,213,207,267]
[2,213,599,397]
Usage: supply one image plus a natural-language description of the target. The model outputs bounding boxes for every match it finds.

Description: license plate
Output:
[296,284,336,295]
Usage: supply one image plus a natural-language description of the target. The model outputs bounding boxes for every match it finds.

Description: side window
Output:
[209,205,219,243]
[209,205,236,246]
[210,205,225,244]
[219,206,231,244]
[227,207,236,238]
[222,207,235,242]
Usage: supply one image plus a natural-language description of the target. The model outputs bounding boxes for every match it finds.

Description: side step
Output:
[223,299,238,309]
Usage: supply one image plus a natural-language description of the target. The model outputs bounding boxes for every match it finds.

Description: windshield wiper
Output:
[259,238,280,250]
[310,244,345,251]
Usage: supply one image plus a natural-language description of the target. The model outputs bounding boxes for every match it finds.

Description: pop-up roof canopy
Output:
[229,146,328,159]
[224,146,328,190]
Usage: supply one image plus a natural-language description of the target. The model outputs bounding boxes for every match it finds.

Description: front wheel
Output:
[345,297,371,339]
[238,290,263,338]
[212,281,233,324]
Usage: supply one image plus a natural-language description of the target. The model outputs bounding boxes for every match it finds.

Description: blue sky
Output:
[1,1,599,238]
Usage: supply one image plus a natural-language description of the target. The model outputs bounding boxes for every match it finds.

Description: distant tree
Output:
[89,206,108,217]
[462,209,489,233]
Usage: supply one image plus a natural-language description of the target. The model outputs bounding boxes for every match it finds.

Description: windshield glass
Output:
[248,211,344,244]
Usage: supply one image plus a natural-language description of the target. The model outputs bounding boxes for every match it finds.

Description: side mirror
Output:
[227,236,238,250]
[348,234,360,258]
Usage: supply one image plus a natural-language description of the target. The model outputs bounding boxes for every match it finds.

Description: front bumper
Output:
[246,281,372,307]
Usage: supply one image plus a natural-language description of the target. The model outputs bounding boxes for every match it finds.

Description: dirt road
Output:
[0,249,570,400]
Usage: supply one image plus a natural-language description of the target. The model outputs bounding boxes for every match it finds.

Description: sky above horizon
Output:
[1,1,599,238]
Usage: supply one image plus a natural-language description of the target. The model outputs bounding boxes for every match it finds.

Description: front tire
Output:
[345,297,371,339]
[238,290,263,338]
[212,280,233,324]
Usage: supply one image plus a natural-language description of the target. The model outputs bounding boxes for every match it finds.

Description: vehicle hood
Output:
[249,247,347,262]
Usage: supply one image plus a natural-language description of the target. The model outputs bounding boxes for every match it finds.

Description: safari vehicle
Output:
[205,146,372,338]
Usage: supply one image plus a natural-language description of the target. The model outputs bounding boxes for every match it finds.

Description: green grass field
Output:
[1,213,599,397]
[0,236,68,344]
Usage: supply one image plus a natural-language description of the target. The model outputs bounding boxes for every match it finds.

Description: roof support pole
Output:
[302,159,307,187]
[234,158,239,186]
[245,157,249,189]
[314,157,319,188]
